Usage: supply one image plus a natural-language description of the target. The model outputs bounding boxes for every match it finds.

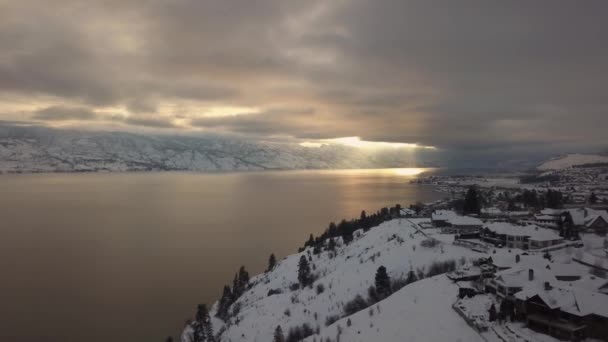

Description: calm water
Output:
[0,169,443,342]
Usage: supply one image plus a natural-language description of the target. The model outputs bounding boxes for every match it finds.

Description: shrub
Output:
[426,259,457,277]
[316,283,325,295]
[267,288,282,296]
[325,315,340,327]
[420,238,439,248]
[344,294,369,316]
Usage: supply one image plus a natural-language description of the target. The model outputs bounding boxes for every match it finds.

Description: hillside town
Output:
[401,163,608,341]
[178,160,608,342]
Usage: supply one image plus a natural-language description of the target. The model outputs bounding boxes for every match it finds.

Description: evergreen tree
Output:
[375,266,391,297]
[405,267,418,285]
[298,255,312,287]
[545,189,563,209]
[590,192,598,204]
[193,304,215,342]
[488,304,497,322]
[232,273,240,297]
[463,187,481,215]
[507,199,517,212]
[273,325,285,342]
[327,237,336,251]
[216,285,233,320]
[305,234,315,247]
[328,222,338,237]
[267,253,277,272]
[239,266,249,286]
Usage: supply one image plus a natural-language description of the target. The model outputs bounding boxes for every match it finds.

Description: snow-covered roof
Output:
[505,211,530,217]
[488,250,549,270]
[481,207,502,215]
[495,265,556,289]
[432,210,457,221]
[448,216,483,226]
[515,285,608,318]
[543,208,608,226]
[549,263,582,278]
[484,222,562,242]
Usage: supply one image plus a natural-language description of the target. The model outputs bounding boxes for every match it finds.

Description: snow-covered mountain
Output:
[184,219,483,342]
[0,124,433,173]
[537,153,608,171]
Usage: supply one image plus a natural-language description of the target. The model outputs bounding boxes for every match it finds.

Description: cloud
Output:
[31,106,98,121]
[0,0,607,159]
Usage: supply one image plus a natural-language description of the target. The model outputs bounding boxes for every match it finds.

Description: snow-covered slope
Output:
[202,219,483,342]
[306,275,483,342]
[0,124,430,173]
[537,153,608,170]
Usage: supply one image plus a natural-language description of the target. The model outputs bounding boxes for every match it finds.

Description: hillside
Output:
[0,124,436,173]
[181,219,483,342]
[537,153,608,171]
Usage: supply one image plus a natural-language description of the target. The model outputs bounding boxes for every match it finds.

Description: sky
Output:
[1,0,607,158]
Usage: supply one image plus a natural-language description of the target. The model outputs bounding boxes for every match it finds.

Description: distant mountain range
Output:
[0,124,436,173]
[537,153,608,171]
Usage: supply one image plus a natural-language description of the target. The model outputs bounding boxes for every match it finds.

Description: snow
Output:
[205,219,482,342]
[537,153,608,171]
[305,275,485,342]
[484,222,562,242]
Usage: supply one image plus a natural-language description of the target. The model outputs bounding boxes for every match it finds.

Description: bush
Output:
[344,294,369,316]
[286,323,314,342]
[267,288,282,296]
[325,314,340,327]
[316,283,325,295]
[420,238,439,248]
[289,283,300,291]
[426,259,457,277]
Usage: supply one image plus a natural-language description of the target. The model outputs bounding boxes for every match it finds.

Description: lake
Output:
[0,169,443,342]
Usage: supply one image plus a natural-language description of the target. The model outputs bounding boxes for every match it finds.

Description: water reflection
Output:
[0,169,441,342]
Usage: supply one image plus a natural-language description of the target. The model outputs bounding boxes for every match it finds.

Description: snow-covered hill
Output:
[0,124,431,173]
[188,219,483,342]
[537,153,608,171]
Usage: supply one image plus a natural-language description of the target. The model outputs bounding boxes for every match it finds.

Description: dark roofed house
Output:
[514,285,608,341]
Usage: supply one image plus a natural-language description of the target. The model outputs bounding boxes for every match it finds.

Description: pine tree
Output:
[327,237,336,251]
[375,266,391,297]
[193,304,215,342]
[405,267,418,285]
[267,253,277,272]
[298,255,312,287]
[273,325,285,342]
[590,192,598,204]
[238,266,249,290]
[488,304,497,322]
[463,187,481,215]
[216,285,233,320]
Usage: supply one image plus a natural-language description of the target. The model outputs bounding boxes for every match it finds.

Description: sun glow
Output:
[299,136,435,150]
[390,168,427,176]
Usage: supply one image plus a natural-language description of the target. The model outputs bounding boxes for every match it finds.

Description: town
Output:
[402,163,608,341]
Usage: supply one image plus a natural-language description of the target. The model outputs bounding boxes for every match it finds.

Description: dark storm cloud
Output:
[0,0,607,155]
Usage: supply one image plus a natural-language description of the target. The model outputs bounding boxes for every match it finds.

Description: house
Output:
[442,216,483,234]
[585,215,608,235]
[514,284,608,340]
[481,207,503,218]
[399,208,416,217]
[486,266,555,300]
[548,263,582,281]
[533,215,558,229]
[431,210,457,227]
[481,222,564,250]
[541,208,608,234]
